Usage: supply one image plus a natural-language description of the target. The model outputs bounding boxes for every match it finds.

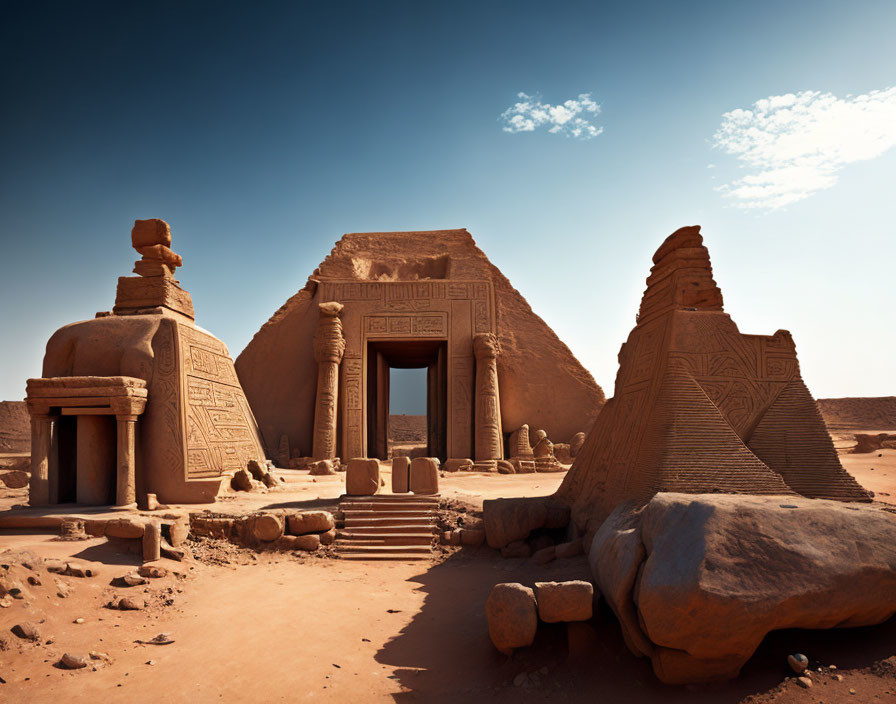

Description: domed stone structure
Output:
[25,219,265,507]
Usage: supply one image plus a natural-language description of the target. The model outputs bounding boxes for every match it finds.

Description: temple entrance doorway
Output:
[366,340,447,461]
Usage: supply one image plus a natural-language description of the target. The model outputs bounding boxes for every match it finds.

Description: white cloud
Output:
[500,92,603,139]
[712,87,896,209]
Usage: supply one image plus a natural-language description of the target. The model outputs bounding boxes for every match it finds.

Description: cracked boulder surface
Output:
[590,492,896,684]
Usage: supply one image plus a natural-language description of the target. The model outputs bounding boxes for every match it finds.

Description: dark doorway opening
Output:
[56,414,77,503]
[366,340,447,461]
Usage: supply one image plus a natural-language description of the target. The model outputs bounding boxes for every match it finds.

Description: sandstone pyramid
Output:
[236,229,604,459]
[556,226,870,529]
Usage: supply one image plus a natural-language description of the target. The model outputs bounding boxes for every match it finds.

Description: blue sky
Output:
[1,0,894,412]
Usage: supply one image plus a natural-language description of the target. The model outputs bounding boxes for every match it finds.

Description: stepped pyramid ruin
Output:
[236,229,604,463]
[557,225,870,528]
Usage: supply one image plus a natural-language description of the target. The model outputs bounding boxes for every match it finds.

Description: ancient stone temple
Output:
[25,219,265,507]
[556,225,870,530]
[236,229,604,463]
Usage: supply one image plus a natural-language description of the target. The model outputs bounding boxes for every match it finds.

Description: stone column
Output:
[28,413,52,506]
[115,414,138,507]
[312,302,345,460]
[473,333,503,461]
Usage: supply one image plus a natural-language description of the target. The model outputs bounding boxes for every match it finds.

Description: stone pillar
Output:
[115,414,138,507]
[473,333,503,461]
[29,413,52,506]
[312,302,345,460]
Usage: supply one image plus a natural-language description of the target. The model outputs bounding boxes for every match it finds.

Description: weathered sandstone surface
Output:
[0,400,29,453]
[591,493,896,684]
[557,226,869,539]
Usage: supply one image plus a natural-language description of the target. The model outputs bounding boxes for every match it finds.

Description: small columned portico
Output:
[25,376,148,508]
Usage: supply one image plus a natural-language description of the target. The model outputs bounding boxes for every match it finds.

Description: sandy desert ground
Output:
[2,452,896,703]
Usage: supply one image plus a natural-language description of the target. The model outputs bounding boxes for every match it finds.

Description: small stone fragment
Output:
[61,652,89,669]
[231,468,254,491]
[63,563,95,578]
[796,676,812,689]
[11,622,40,641]
[120,572,148,586]
[788,653,809,673]
[137,565,168,579]
[118,596,144,610]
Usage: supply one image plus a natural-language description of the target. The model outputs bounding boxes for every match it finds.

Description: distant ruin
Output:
[556,225,869,532]
[236,229,604,464]
[24,220,265,507]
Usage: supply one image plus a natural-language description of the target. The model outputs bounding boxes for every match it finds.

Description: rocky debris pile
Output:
[189,509,336,552]
[591,492,896,684]
[434,498,485,549]
[486,580,595,655]
[851,433,896,453]
[231,458,284,492]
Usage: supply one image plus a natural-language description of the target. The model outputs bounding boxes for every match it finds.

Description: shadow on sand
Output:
[375,547,896,703]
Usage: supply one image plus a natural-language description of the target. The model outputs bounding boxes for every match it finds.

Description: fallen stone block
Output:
[288,511,335,535]
[535,580,594,623]
[392,457,410,492]
[486,583,538,655]
[346,458,379,496]
[105,518,145,539]
[410,457,439,494]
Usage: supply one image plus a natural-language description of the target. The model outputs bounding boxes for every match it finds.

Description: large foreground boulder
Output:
[590,493,896,684]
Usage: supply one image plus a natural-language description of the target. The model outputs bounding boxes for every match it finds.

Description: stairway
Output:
[335,494,439,561]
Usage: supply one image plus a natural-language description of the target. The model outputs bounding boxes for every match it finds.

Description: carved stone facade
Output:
[236,229,606,464]
[317,279,497,460]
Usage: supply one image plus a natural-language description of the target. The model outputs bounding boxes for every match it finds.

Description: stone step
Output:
[339,501,437,511]
[338,524,438,535]
[340,494,440,504]
[337,533,435,546]
[335,552,430,562]
[341,509,433,519]
[337,543,431,554]
[343,517,436,528]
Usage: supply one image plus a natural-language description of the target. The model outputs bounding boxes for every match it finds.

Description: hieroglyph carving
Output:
[179,324,263,478]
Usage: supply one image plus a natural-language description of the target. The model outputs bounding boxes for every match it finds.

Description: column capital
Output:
[473,333,500,360]
[110,396,147,417]
[314,301,346,363]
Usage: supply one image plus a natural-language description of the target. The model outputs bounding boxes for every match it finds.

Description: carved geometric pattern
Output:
[178,324,263,479]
